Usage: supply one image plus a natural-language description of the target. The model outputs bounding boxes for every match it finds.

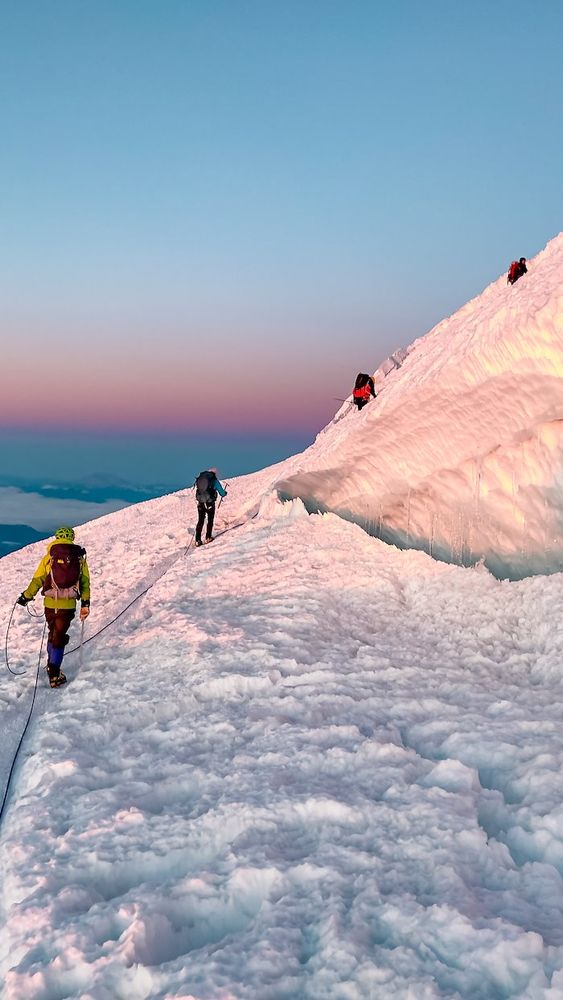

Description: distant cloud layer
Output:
[0,488,128,531]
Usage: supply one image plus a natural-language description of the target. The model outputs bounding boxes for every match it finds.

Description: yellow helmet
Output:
[54,526,75,542]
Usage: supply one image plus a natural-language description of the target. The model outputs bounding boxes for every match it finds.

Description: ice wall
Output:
[278,234,563,579]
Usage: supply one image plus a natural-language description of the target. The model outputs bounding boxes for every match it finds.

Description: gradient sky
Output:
[2,0,562,438]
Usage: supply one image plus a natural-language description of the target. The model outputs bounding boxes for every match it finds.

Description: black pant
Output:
[195,501,215,542]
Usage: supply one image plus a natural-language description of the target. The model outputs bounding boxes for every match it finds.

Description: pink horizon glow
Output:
[3,353,349,435]
[0,374,333,434]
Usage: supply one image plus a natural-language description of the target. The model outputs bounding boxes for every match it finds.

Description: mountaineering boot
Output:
[195,539,203,547]
[48,664,67,688]
[50,672,67,688]
[205,536,214,544]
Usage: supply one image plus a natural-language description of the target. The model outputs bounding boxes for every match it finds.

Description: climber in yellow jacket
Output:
[17,526,91,688]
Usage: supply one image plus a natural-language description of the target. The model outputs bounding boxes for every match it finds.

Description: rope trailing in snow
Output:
[0,541,196,828]
[4,602,21,676]
[63,507,238,655]
[64,500,242,657]
[0,530,198,827]
[0,621,46,828]
[65,562,188,656]
[0,505,254,829]
[4,601,41,676]
[4,524,196,673]
[4,503,249,678]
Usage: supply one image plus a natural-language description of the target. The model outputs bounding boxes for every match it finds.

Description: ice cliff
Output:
[277,234,563,578]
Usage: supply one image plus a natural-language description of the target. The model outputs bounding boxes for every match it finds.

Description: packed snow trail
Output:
[1,495,563,999]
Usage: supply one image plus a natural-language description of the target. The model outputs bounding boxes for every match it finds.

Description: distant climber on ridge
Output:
[16,526,90,688]
[352,373,376,411]
[507,257,527,285]
[194,470,227,546]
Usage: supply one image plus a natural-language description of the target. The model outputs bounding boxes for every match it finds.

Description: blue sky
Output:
[1,0,561,446]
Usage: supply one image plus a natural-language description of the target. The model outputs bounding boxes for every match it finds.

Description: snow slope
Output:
[277,235,563,579]
[1,233,563,999]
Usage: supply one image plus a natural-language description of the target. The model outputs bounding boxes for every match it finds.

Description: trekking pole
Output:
[214,484,229,530]
[217,482,228,514]
[79,618,85,670]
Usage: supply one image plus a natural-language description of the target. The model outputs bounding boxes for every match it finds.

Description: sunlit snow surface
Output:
[1,236,563,998]
[279,234,563,579]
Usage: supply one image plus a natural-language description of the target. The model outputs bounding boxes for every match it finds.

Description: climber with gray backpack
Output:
[193,470,227,546]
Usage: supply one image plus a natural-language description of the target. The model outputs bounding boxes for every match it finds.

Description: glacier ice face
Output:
[277,234,563,579]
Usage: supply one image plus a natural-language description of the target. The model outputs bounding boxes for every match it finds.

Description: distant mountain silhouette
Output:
[0,524,47,559]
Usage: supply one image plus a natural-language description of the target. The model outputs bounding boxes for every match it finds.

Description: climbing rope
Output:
[0,620,46,826]
[5,599,50,676]
[0,502,248,828]
[0,533,196,828]
[5,503,243,668]
[64,529,201,656]
[66,516,236,655]
[4,603,31,677]
[25,604,43,619]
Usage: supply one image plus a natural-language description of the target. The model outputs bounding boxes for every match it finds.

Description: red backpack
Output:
[508,261,520,283]
[43,543,85,598]
[353,372,373,401]
[353,384,371,401]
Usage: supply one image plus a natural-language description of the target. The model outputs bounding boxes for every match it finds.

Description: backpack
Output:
[43,543,85,598]
[354,372,370,390]
[508,261,519,283]
[195,471,217,504]
[353,373,373,400]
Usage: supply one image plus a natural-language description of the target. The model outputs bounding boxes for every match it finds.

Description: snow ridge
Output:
[279,233,563,578]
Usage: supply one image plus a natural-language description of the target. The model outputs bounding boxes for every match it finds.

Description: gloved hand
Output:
[16,594,30,606]
[79,606,90,621]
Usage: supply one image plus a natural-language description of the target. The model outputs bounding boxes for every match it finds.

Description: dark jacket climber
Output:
[16,526,90,688]
[507,257,527,285]
[353,373,376,411]
[194,470,227,546]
